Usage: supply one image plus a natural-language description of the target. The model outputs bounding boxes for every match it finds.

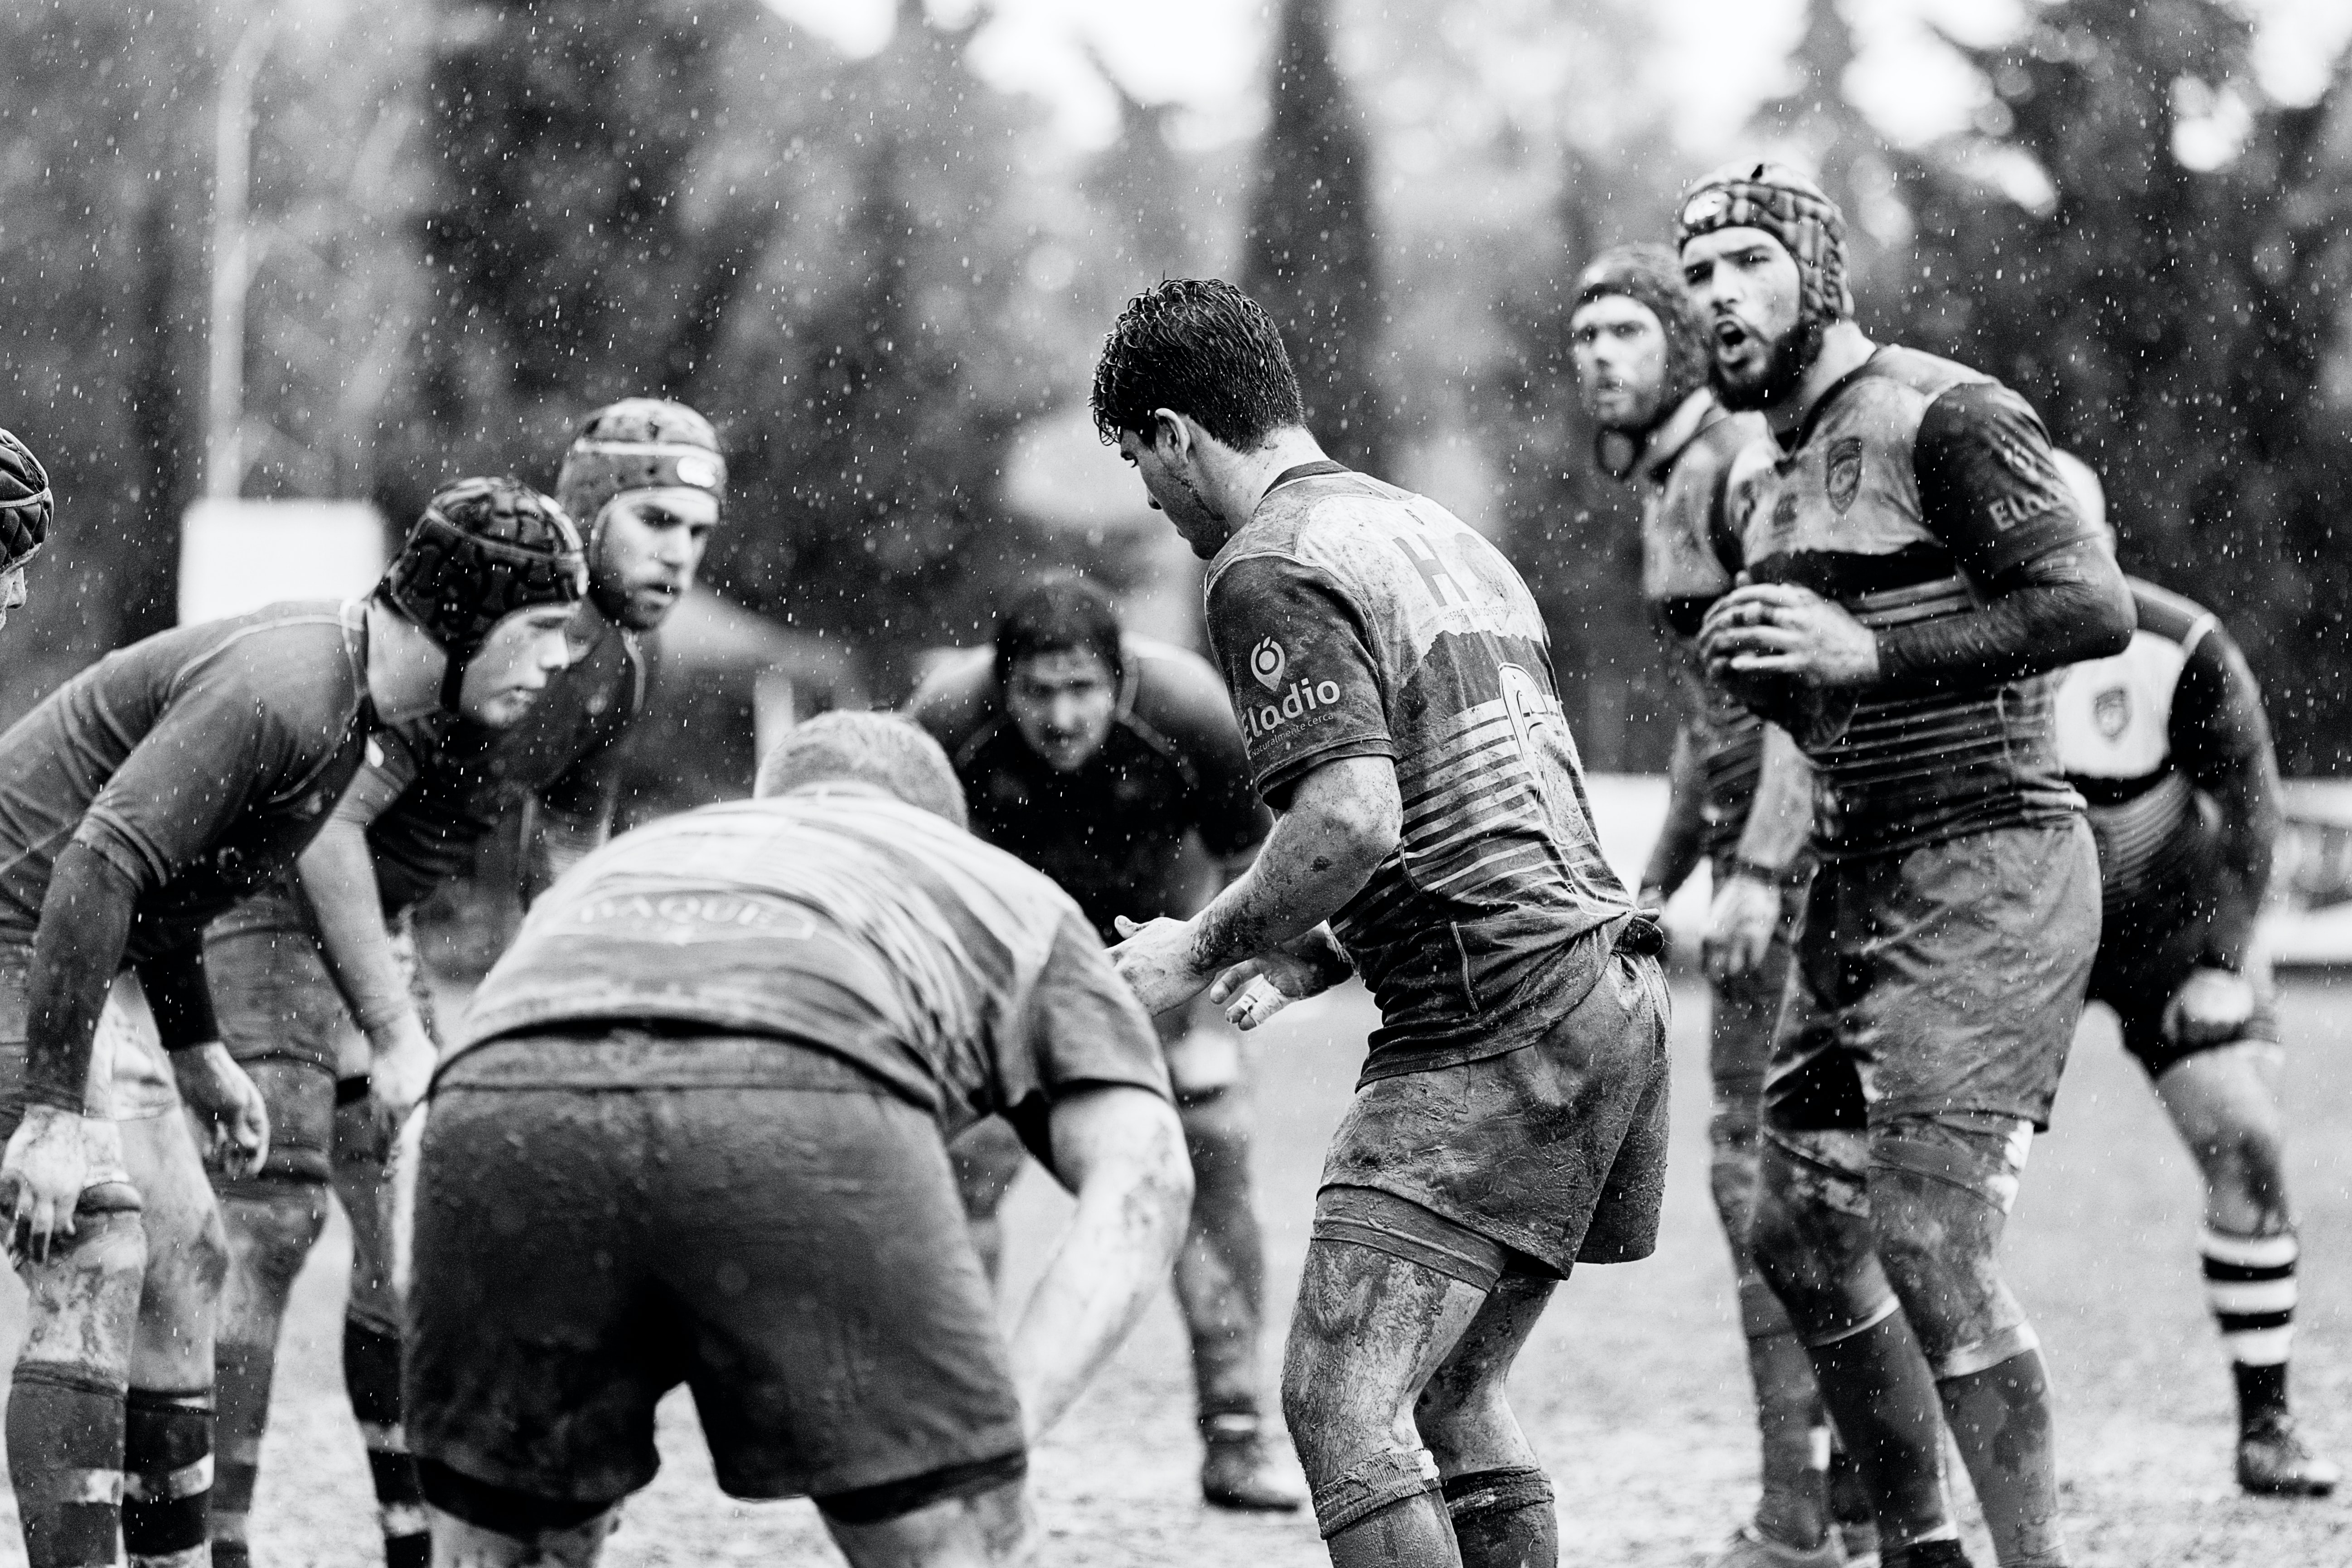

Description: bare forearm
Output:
[1733,724,1814,871]
[2202,767,2281,969]
[1641,728,1707,899]
[296,822,413,1038]
[1190,812,1381,976]
[24,843,138,1111]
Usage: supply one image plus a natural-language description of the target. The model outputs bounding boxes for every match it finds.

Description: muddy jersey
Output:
[0,602,371,960]
[452,794,1169,1138]
[1637,391,1773,857]
[1726,347,2104,859]
[2054,579,2271,926]
[358,611,645,914]
[908,639,1270,941]
[1205,462,1629,1080]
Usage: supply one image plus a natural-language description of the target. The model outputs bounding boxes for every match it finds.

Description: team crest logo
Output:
[2094,686,2131,739]
[674,454,721,490]
[1681,189,1731,229]
[1249,636,1287,692]
[1826,437,1864,515]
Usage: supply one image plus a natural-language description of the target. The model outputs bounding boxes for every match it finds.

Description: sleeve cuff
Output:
[1255,736,1397,799]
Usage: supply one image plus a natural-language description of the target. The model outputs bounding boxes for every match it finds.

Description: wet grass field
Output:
[5,973,2351,1566]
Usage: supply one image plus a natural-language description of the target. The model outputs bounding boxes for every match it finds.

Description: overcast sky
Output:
[765,0,2352,153]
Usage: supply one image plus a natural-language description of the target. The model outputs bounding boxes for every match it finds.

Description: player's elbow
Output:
[2068,557,2135,660]
[1292,757,1402,876]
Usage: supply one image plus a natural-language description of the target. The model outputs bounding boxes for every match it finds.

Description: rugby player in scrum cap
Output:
[1570,247,1867,1568]
[1682,163,2134,1568]
[1095,278,1668,1568]
[909,572,1303,1511]
[400,712,1191,1568]
[0,477,584,1568]
[2047,451,2337,1498]
[203,399,723,1568]
[0,426,50,632]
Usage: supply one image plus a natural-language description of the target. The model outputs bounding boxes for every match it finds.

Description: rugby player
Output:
[2047,452,2337,1497]
[1683,164,2134,1568]
[402,712,1192,1568]
[1093,278,1666,1568]
[204,399,723,1568]
[1570,245,1861,1568]
[0,477,584,1568]
[908,572,1303,1512]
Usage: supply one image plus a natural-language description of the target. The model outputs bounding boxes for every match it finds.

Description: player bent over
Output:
[909,573,1303,1511]
[1684,164,2134,1568]
[403,713,1192,1568]
[205,401,723,1568]
[2047,453,2337,1497]
[0,477,583,1568]
[0,427,47,631]
[1095,279,1667,1568]
[1570,247,1867,1568]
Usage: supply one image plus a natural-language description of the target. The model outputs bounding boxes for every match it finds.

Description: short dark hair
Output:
[993,573,1123,687]
[1089,279,1307,451]
[754,712,969,829]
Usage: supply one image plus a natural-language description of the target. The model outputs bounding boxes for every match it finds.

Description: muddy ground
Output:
[5,975,2350,1566]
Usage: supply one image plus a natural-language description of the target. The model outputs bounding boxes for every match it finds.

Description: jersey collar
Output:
[1263,459,1350,496]
[1778,345,1889,457]
[1637,390,1721,483]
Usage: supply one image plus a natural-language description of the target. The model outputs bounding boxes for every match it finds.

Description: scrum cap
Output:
[1675,161,1852,325]
[0,428,53,572]
[1573,243,1712,428]
[381,476,587,710]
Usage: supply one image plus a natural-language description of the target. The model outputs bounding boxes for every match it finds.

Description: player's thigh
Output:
[406,1083,669,1507]
[207,914,351,1081]
[645,1081,1026,1506]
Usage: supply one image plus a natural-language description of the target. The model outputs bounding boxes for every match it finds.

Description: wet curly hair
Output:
[1089,279,1306,452]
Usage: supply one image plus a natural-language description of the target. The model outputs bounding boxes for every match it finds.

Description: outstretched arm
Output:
[1007,1083,1193,1437]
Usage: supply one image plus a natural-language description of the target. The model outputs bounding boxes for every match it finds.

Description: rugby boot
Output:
[1699,1522,1842,1568]
[2237,1412,2342,1497]
[1199,1415,1305,1512]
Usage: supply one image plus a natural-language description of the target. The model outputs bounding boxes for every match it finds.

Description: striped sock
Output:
[346,1318,432,1568]
[6,1363,127,1568]
[124,1388,214,1568]
[2202,1228,2297,1427]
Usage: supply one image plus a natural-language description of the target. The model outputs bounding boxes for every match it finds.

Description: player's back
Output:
[1207,465,1627,1073]
[456,792,1137,1131]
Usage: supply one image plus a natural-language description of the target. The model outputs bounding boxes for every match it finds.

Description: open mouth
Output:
[1713,319,1752,354]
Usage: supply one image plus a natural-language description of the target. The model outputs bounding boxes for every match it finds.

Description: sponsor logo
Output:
[673,454,721,490]
[1986,486,2058,532]
[1825,436,1864,514]
[1681,189,1731,229]
[1240,678,1345,741]
[2093,685,2131,740]
[572,891,816,945]
[1249,636,1287,691]
[1498,663,1556,761]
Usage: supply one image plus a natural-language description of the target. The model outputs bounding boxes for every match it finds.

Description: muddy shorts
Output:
[405,1032,1026,1515]
[1317,947,1671,1278]
[2088,885,2279,1082]
[0,946,180,1215]
[204,890,431,1185]
[1765,819,2100,1133]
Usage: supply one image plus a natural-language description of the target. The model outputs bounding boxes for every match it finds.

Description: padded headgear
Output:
[1675,161,1853,325]
[1573,243,1712,455]
[381,476,587,711]
[0,427,53,572]
[555,398,724,619]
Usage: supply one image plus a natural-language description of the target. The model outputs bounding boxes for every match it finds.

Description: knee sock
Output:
[1804,1312,1956,1555]
[211,1335,276,1568]
[345,1318,431,1568]
[124,1388,213,1568]
[2201,1228,2296,1430]
[1443,1467,1556,1568]
[8,1363,128,1568]
[1936,1346,2066,1568]
[1324,1491,1459,1568]
[1747,1329,1829,1547]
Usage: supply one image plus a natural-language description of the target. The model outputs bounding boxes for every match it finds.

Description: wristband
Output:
[1726,857,1807,890]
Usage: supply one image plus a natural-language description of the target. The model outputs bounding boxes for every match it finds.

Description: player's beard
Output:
[1713,315,1823,413]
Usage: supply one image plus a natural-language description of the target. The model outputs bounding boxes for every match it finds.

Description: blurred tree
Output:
[1877,0,2352,771]
[1241,0,1390,472]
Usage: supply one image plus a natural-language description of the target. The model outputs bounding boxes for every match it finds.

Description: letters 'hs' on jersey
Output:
[1723,347,2109,860]
[1203,463,1631,1080]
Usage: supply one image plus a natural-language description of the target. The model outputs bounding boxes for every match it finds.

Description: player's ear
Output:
[1148,408,1191,464]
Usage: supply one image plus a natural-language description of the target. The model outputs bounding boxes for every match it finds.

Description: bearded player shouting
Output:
[1682,164,2133,1568]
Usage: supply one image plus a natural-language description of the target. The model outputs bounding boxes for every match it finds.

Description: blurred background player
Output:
[1686,163,2134,1568]
[1096,279,1668,1568]
[205,403,723,1568]
[0,478,582,1568]
[906,571,1302,1513]
[2047,451,2337,1499]
[1570,247,1863,1568]
[403,713,1192,1568]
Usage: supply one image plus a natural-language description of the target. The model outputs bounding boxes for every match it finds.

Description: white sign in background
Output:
[179,498,386,626]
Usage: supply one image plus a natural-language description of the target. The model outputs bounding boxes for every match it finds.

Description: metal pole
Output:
[204,7,276,501]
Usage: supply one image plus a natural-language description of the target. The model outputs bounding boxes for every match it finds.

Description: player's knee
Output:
[415,1460,619,1564]
[1708,1126,1765,1253]
[1306,1441,1442,1539]
[222,1182,331,1294]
